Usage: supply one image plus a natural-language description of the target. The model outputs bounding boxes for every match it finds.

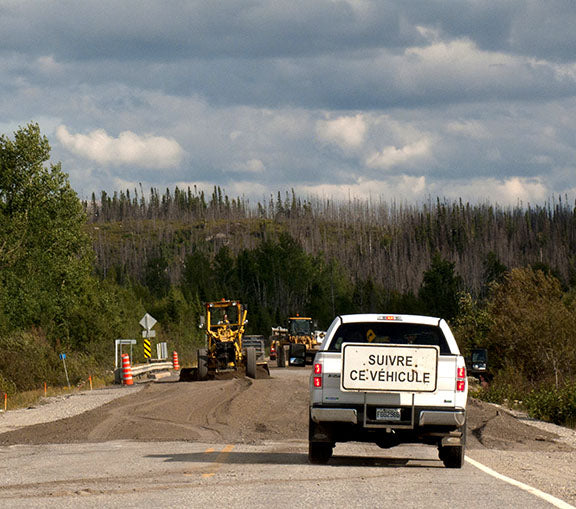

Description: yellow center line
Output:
[201,444,235,478]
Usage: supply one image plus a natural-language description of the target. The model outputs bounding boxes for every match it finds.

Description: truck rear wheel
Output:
[277,344,286,367]
[246,346,257,379]
[308,442,333,464]
[439,424,466,468]
[197,348,209,380]
[440,445,465,468]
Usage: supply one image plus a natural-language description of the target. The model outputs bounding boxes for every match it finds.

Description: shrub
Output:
[0,330,61,391]
[524,382,576,426]
[474,365,530,402]
[0,330,107,392]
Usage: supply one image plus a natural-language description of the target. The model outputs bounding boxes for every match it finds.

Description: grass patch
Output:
[474,370,576,428]
[2,374,115,412]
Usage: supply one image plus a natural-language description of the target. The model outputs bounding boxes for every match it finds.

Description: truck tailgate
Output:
[321,352,459,407]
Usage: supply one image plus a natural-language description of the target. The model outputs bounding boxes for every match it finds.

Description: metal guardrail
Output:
[115,361,174,383]
[131,361,173,376]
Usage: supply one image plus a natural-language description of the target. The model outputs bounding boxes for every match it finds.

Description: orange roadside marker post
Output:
[172,351,180,370]
[121,353,134,386]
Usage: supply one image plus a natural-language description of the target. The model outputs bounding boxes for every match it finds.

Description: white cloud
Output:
[56,125,185,168]
[316,114,367,150]
[230,159,266,173]
[294,175,428,202]
[37,55,62,73]
[292,175,548,207]
[446,120,490,139]
[365,138,432,169]
[405,39,513,73]
[426,177,549,205]
[500,177,548,203]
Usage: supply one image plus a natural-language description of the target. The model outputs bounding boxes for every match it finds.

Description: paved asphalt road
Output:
[0,367,574,508]
[0,438,567,508]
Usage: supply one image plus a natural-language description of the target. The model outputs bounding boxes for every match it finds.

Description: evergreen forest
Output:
[1,124,575,425]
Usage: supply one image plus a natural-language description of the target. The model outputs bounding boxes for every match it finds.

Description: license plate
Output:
[376,408,401,421]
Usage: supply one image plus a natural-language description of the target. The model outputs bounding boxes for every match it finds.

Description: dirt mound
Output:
[0,370,571,454]
[0,369,307,446]
[466,398,571,452]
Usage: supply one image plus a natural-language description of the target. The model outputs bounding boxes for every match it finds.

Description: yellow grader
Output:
[271,315,320,367]
[191,299,268,380]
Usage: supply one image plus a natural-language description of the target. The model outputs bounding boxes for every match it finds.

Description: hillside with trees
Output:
[1,124,575,425]
[86,186,576,296]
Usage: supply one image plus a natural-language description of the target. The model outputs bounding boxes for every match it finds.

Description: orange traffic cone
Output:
[122,353,134,385]
[172,351,180,370]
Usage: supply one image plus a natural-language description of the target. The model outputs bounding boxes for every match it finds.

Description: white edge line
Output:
[465,456,575,509]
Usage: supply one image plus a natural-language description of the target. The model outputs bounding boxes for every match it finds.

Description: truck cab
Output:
[309,314,468,468]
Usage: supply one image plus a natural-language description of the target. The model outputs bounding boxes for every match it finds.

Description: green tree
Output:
[182,249,212,302]
[452,292,492,356]
[0,123,93,335]
[485,267,576,386]
[418,253,462,320]
[144,256,171,297]
[482,251,507,288]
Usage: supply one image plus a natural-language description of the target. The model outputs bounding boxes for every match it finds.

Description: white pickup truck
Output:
[309,314,468,468]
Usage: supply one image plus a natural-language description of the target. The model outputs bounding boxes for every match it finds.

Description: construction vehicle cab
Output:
[273,315,320,367]
[199,299,247,378]
[467,348,489,381]
[289,316,313,337]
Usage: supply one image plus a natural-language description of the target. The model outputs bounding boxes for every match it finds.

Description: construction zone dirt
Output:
[0,367,573,454]
[0,367,306,446]
[178,364,271,382]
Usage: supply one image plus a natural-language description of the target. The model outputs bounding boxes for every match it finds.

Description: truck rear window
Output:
[328,322,451,355]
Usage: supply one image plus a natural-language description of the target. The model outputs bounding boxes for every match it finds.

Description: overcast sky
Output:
[2,0,576,205]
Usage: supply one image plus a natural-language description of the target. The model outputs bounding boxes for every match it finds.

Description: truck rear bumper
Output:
[311,405,465,428]
[419,410,465,427]
[311,408,358,424]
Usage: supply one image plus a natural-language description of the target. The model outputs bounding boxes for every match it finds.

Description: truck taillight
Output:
[313,363,322,387]
[456,365,466,392]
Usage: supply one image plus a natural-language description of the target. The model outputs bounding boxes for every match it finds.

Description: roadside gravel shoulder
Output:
[466,402,576,506]
[496,403,576,449]
[0,385,143,435]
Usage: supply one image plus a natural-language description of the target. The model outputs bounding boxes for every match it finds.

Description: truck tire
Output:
[439,424,466,468]
[197,348,209,381]
[246,346,257,379]
[308,442,333,464]
[289,343,306,366]
[179,367,197,382]
[277,344,286,368]
[440,444,465,468]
